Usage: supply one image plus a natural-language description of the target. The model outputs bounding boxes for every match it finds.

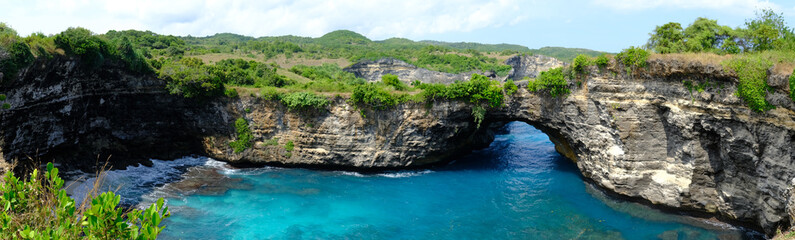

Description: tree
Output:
[647,22,685,53]
[683,17,735,52]
[744,8,793,51]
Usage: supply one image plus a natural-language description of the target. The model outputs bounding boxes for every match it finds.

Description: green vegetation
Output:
[723,56,775,112]
[0,94,8,110]
[229,118,253,153]
[381,74,408,91]
[1,163,169,239]
[615,47,650,70]
[350,83,408,110]
[284,141,294,152]
[288,64,363,92]
[471,105,486,128]
[416,74,504,108]
[531,47,608,63]
[571,54,591,74]
[527,68,570,97]
[280,92,330,111]
[503,80,518,95]
[159,57,225,98]
[790,69,795,101]
[224,88,239,98]
[642,8,795,111]
[594,54,610,69]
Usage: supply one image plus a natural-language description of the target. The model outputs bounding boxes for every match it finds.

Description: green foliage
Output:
[381,74,408,91]
[284,141,294,152]
[1,103,9,109]
[615,47,649,69]
[571,54,590,74]
[224,88,239,98]
[350,83,406,110]
[0,94,5,101]
[23,33,56,59]
[744,9,793,52]
[229,118,253,153]
[527,68,570,97]
[683,17,736,53]
[212,59,292,87]
[647,22,686,54]
[414,74,504,107]
[531,47,607,63]
[159,57,225,98]
[0,38,35,82]
[594,54,610,68]
[503,80,518,95]
[0,163,169,239]
[260,87,283,100]
[471,105,486,128]
[280,92,330,111]
[723,56,775,112]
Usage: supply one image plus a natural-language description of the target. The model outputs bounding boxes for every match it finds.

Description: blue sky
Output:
[2,0,794,52]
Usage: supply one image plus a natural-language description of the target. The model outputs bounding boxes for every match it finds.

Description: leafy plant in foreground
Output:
[0,163,170,239]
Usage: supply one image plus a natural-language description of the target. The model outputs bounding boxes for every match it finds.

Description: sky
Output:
[2,0,795,53]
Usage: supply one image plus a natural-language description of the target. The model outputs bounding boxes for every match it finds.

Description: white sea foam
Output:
[377,170,433,178]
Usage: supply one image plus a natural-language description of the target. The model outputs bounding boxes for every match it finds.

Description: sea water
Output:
[67,122,760,239]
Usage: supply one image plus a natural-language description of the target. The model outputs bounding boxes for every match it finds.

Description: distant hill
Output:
[419,40,532,53]
[530,47,609,63]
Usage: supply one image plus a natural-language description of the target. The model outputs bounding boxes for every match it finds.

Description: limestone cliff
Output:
[343,54,564,84]
[1,55,794,236]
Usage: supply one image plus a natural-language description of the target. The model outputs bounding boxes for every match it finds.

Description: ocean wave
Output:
[377,170,433,178]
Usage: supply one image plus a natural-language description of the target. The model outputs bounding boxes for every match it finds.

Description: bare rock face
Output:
[343,58,475,84]
[2,56,795,237]
[504,54,565,80]
[343,54,565,84]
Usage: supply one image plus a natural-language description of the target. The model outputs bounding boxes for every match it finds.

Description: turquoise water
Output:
[71,122,758,239]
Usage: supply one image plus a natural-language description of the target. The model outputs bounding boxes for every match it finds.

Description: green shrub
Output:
[527,68,569,97]
[350,83,406,110]
[445,74,504,108]
[382,74,408,91]
[229,118,253,153]
[0,162,170,239]
[0,40,35,81]
[159,57,225,98]
[594,54,610,69]
[0,94,5,101]
[503,80,518,95]
[723,57,775,112]
[280,92,330,111]
[260,87,282,100]
[285,141,294,152]
[615,47,649,69]
[471,105,486,128]
[572,54,590,74]
[2,103,9,109]
[224,88,239,98]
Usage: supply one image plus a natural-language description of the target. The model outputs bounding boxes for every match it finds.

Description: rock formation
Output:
[343,57,475,84]
[1,55,794,236]
[343,55,565,84]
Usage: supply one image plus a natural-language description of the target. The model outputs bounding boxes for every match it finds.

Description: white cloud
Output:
[592,0,783,14]
[1,0,532,40]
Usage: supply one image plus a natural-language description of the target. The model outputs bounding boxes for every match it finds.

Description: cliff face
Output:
[343,58,476,84]
[0,57,232,170]
[343,55,564,84]
[1,55,794,236]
